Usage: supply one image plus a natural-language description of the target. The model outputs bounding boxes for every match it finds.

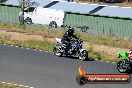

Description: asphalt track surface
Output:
[0,44,131,88]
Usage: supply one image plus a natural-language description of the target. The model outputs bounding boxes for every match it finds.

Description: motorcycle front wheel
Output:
[117,59,129,73]
[53,46,62,57]
[79,50,88,61]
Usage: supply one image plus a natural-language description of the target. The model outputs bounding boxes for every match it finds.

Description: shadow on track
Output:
[61,55,95,62]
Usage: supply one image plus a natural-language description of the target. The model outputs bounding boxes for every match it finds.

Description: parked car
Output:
[19,7,65,28]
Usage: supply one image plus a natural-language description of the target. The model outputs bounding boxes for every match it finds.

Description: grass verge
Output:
[0,22,132,49]
[0,22,65,38]
[0,22,131,62]
[0,37,53,52]
[0,34,119,63]
[0,82,25,88]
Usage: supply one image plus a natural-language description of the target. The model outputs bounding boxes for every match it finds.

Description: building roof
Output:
[48,2,99,14]
[46,1,132,19]
[95,6,132,19]
[3,0,19,5]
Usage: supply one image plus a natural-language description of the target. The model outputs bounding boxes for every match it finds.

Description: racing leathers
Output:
[61,31,78,54]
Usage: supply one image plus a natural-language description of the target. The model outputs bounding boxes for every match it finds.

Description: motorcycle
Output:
[53,38,88,61]
[116,52,132,73]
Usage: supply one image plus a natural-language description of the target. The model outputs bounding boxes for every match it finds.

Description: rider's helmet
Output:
[68,26,74,35]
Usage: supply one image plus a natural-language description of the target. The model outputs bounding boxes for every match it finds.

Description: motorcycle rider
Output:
[117,49,132,73]
[117,49,132,60]
[61,26,78,54]
[128,49,132,60]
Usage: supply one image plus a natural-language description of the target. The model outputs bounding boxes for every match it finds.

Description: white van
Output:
[19,7,65,28]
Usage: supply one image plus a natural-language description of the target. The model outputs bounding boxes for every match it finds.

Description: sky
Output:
[5,0,52,6]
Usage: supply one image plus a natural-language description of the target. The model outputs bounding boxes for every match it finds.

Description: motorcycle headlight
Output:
[116,52,120,58]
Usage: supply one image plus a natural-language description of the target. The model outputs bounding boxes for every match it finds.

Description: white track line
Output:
[7,83,12,85]
[112,62,116,64]
[10,45,13,46]
[1,82,6,84]
[25,86,29,88]
[39,50,42,51]
[34,49,37,50]
[18,85,24,87]
[1,82,34,88]
[106,61,109,62]
[15,46,19,48]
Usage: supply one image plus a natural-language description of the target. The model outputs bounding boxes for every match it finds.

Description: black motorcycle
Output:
[53,38,88,61]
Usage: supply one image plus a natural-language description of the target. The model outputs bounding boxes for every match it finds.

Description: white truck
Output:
[19,7,65,28]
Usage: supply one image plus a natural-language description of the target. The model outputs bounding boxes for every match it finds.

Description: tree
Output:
[18,0,39,24]
[0,0,8,3]
[18,0,39,8]
[18,0,25,24]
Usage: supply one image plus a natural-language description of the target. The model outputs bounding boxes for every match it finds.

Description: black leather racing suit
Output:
[61,31,78,53]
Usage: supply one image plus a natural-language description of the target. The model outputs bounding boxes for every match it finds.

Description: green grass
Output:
[26,40,53,51]
[0,82,24,88]
[88,50,120,62]
[0,22,132,49]
[0,37,53,52]
[77,32,132,49]
[0,22,65,38]
[89,35,132,49]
